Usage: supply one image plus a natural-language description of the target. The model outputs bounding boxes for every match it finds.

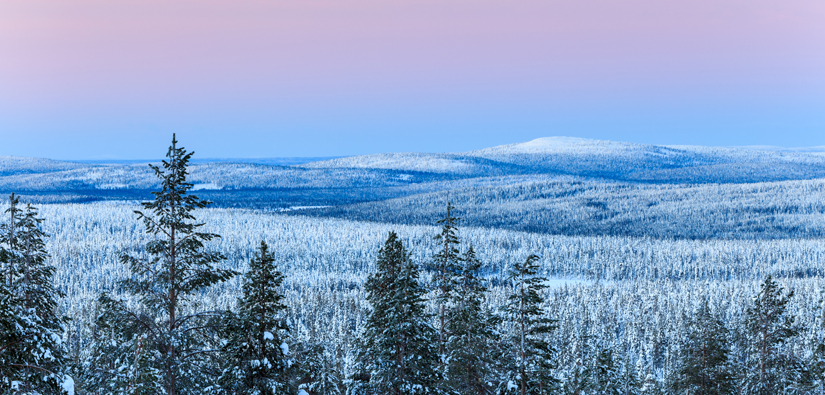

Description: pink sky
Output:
[1,0,823,158]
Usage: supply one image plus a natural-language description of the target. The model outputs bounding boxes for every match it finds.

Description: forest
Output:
[2,136,825,395]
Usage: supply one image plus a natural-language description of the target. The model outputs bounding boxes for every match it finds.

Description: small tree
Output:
[220,241,291,395]
[497,254,559,395]
[593,345,622,395]
[670,301,734,395]
[351,231,442,395]
[90,135,236,395]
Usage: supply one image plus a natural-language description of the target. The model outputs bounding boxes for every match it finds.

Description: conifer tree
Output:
[90,135,236,395]
[743,276,803,395]
[220,241,291,395]
[432,202,462,359]
[293,342,345,395]
[670,301,734,395]
[497,254,559,395]
[444,246,499,395]
[0,194,71,394]
[351,231,442,395]
[593,346,622,395]
[564,333,595,395]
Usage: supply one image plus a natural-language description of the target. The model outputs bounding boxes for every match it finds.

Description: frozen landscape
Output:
[3,136,825,393]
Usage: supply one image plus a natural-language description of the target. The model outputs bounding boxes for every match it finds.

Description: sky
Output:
[0,0,823,159]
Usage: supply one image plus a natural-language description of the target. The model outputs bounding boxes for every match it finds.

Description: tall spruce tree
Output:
[0,194,70,394]
[219,241,291,395]
[432,202,462,360]
[444,246,499,395]
[743,276,804,395]
[89,135,236,395]
[670,301,734,395]
[498,254,559,395]
[351,231,442,395]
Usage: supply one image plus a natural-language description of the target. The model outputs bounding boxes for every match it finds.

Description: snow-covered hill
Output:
[0,156,95,176]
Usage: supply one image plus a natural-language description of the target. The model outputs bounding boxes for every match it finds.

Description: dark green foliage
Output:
[498,254,559,395]
[444,246,499,395]
[564,335,594,395]
[220,241,291,395]
[743,276,805,395]
[670,301,734,395]
[87,135,236,395]
[0,193,69,394]
[351,231,443,395]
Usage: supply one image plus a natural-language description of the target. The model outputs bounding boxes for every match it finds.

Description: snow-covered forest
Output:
[3,136,825,394]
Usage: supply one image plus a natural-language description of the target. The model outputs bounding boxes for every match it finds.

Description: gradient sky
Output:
[1,0,824,159]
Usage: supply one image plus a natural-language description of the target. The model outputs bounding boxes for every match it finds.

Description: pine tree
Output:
[351,231,442,395]
[497,254,559,395]
[293,341,345,395]
[743,276,803,395]
[432,202,462,360]
[220,241,291,395]
[593,345,622,395]
[89,135,236,395]
[0,194,70,394]
[444,246,499,395]
[563,330,594,395]
[670,301,734,395]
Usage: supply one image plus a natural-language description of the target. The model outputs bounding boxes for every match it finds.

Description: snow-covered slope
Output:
[299,152,522,176]
[0,156,95,176]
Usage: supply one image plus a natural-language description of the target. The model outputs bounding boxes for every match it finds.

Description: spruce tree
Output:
[497,254,559,395]
[90,135,236,395]
[444,246,499,395]
[670,301,734,395]
[593,346,622,395]
[0,194,70,394]
[432,202,462,360]
[743,276,803,395]
[220,241,291,395]
[351,231,442,395]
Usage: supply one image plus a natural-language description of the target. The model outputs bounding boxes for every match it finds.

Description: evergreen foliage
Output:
[351,231,443,395]
[593,346,622,395]
[219,241,291,395]
[444,246,499,395]
[0,193,70,394]
[432,202,462,360]
[743,276,804,395]
[498,254,559,395]
[87,135,236,395]
[670,301,734,395]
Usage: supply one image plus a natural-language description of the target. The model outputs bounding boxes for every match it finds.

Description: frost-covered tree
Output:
[670,301,734,395]
[0,194,70,394]
[593,346,622,395]
[351,231,442,395]
[497,254,559,395]
[89,135,236,395]
[293,341,345,395]
[743,276,804,395]
[432,202,462,359]
[444,246,499,395]
[219,241,291,395]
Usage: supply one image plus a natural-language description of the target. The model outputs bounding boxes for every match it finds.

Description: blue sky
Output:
[1,0,823,159]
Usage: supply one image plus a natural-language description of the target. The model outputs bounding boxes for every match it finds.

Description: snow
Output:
[62,376,75,395]
[297,390,309,395]
[263,331,274,340]
[280,342,289,355]
[191,183,221,190]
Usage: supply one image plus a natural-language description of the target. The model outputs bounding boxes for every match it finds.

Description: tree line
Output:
[3,136,825,394]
